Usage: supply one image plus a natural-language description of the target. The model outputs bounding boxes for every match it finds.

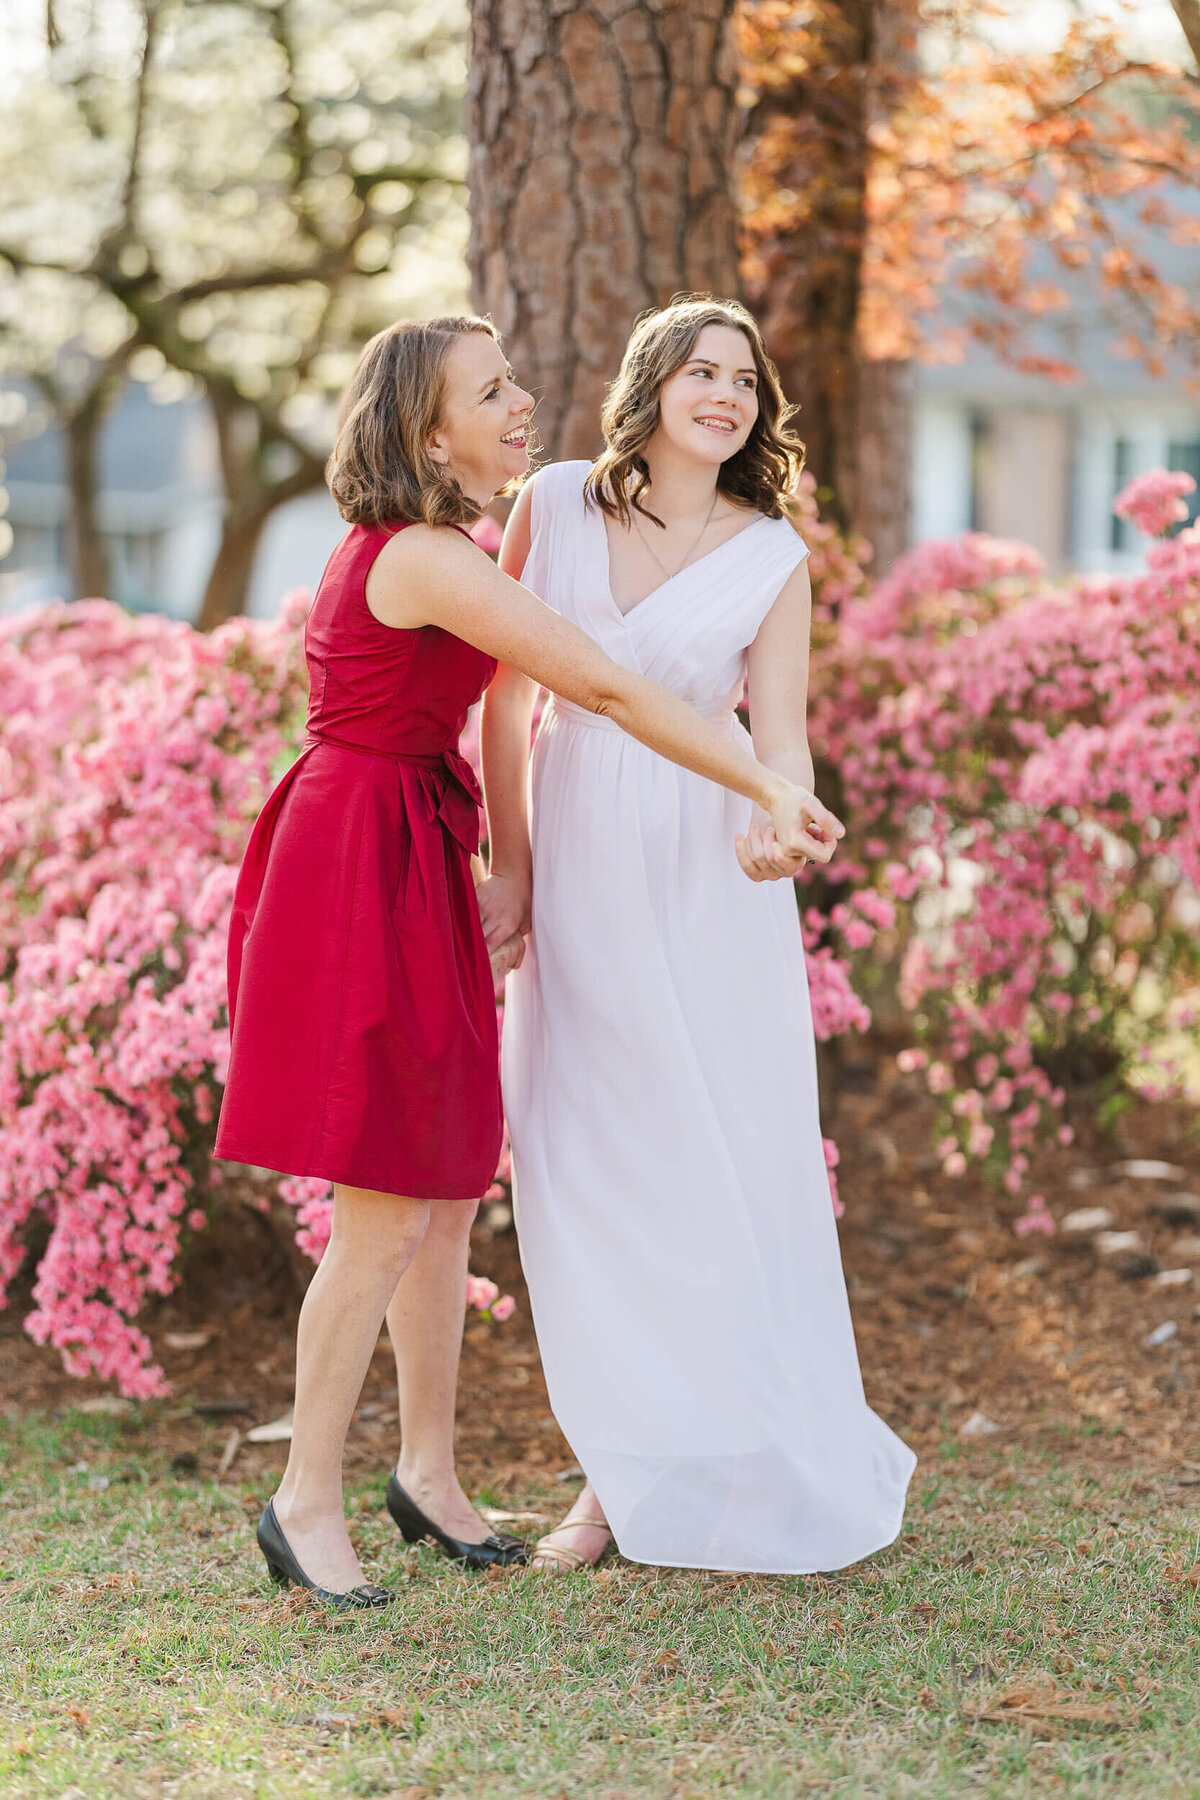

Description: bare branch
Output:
[118,2,166,245]
[267,0,333,253]
[0,244,83,277]
[171,253,356,305]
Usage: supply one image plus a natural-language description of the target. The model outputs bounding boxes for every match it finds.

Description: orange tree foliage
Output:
[739,2,1200,471]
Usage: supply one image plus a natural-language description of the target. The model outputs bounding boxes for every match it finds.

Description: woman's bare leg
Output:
[272,1183,430,1590]
[385,1195,494,1541]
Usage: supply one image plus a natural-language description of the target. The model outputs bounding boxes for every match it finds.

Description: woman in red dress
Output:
[215,315,843,1606]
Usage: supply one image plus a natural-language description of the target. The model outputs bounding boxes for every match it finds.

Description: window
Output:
[1167,440,1200,530]
[968,411,990,533]
[1111,437,1132,552]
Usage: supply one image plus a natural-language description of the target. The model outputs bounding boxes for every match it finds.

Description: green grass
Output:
[3,1411,1200,1799]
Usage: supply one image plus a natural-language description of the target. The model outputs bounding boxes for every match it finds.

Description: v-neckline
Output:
[596,505,770,622]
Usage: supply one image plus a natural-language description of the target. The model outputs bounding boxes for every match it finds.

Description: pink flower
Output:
[490,1294,516,1321]
[466,1275,500,1312]
[1113,467,1196,539]
[1014,1194,1055,1238]
[967,1119,994,1157]
[469,515,504,556]
[943,1151,968,1177]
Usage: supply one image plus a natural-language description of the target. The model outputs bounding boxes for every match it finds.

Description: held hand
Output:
[475,873,532,951]
[760,780,845,871]
[735,820,810,883]
[489,931,526,989]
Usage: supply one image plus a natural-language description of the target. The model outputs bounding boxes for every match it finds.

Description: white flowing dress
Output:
[503,461,916,1573]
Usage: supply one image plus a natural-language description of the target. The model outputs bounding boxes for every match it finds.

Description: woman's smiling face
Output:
[428,330,535,506]
[652,324,760,467]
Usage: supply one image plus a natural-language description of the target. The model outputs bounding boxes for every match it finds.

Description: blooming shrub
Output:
[805,473,1200,1213]
[0,596,310,1394]
[0,593,510,1395]
[1113,467,1197,539]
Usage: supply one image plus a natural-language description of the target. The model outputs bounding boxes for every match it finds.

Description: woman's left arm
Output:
[477,482,539,950]
[739,559,826,882]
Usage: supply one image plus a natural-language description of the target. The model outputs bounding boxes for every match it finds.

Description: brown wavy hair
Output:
[585,295,805,528]
[327,315,499,528]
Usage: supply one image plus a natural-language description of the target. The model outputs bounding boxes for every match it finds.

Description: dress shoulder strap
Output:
[528,459,591,536]
[522,462,591,609]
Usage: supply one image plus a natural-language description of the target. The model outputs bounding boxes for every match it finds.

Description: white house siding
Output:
[973,408,1073,569]
[912,401,973,543]
[912,393,1200,581]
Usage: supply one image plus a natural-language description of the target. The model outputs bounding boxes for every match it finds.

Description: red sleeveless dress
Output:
[214,522,502,1199]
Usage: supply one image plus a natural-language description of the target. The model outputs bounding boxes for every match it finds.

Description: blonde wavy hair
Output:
[585,296,804,528]
[327,315,499,529]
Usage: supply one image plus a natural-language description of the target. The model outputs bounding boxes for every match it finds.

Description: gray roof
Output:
[917,183,1200,406]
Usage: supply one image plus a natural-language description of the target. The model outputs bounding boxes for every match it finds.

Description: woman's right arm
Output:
[368,518,843,863]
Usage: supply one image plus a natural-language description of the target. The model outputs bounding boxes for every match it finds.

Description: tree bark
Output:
[194,387,325,631]
[856,355,914,575]
[467,0,742,462]
[63,398,111,600]
[854,3,916,575]
[195,503,275,632]
[742,0,917,574]
[1169,0,1200,69]
[34,352,129,601]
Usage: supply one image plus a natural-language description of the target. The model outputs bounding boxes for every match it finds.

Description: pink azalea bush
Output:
[0,596,311,1394]
[0,593,510,1395]
[1112,467,1196,539]
[804,470,1200,1223]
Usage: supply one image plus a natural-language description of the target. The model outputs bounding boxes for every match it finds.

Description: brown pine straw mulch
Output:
[3,1038,1198,1492]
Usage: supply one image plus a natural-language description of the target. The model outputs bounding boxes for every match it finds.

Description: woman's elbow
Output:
[570,672,627,720]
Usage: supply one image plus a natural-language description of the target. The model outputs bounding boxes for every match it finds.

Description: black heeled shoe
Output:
[256,1499,392,1610]
[385,1475,527,1569]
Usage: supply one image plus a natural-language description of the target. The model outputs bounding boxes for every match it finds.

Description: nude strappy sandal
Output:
[529,1515,612,1573]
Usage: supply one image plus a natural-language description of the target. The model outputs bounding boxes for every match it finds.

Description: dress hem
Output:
[212,1147,492,1203]
[596,1463,917,1578]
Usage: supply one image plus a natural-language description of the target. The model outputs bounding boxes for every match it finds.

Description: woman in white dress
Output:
[479,297,916,1574]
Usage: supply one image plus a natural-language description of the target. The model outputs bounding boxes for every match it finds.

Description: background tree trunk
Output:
[742,0,917,574]
[63,399,110,601]
[1169,0,1200,68]
[467,0,742,461]
[854,3,917,574]
[33,351,129,601]
[194,388,325,632]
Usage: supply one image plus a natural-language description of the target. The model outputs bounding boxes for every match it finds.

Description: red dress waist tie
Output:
[304,732,484,858]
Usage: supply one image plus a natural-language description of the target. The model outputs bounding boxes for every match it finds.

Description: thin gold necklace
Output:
[632,489,720,582]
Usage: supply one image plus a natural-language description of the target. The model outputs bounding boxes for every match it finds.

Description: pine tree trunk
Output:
[854,4,916,574]
[467,0,742,461]
[743,0,916,574]
[856,356,913,577]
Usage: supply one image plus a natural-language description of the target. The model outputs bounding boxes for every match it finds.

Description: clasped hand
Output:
[735,786,844,884]
[476,872,530,987]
